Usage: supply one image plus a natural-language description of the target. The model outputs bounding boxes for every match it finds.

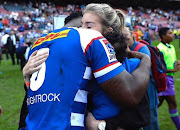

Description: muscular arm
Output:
[100,51,151,107]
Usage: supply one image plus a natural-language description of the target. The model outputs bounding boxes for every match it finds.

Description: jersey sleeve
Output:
[139,45,151,58]
[88,38,125,83]
[77,29,125,84]
[122,58,140,74]
[128,58,141,73]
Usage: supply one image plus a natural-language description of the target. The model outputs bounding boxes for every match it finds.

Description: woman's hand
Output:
[23,49,49,80]
[86,112,102,130]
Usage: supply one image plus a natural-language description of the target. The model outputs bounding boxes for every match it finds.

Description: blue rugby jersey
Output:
[92,57,141,120]
[26,27,125,130]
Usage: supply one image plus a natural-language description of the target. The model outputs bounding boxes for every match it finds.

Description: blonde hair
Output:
[83,3,125,33]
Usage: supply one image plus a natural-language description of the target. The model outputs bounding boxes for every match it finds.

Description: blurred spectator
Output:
[0,42,2,75]
[24,39,33,61]
[0,41,2,66]
[178,28,180,38]
[173,28,178,39]
[6,30,16,65]
[143,28,152,45]
[14,30,20,64]
[133,25,141,41]
[16,44,27,70]
[1,17,9,26]
[127,7,133,16]
[18,25,25,32]
[1,31,9,60]
[0,21,3,31]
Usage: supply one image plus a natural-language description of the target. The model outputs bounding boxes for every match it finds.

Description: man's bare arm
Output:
[100,51,151,107]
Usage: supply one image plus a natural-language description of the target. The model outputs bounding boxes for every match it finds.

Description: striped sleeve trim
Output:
[83,67,92,80]
[94,61,121,78]
[74,90,88,103]
[71,113,84,127]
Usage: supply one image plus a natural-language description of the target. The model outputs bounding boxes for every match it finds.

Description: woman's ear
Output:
[107,27,113,32]
[104,27,113,34]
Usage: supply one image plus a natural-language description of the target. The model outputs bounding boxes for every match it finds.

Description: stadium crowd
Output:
[0,2,179,52]
[0,1,179,70]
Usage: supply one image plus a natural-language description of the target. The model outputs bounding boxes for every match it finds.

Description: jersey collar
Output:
[161,41,171,48]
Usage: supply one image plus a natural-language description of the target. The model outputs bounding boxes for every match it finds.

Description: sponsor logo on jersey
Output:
[27,93,61,105]
[100,38,116,62]
[32,29,70,49]
[106,43,115,54]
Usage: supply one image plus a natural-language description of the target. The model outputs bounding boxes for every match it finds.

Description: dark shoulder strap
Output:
[139,40,150,45]
[134,42,145,51]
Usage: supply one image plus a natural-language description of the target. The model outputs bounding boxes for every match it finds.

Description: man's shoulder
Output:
[49,27,71,33]
[74,28,104,52]
[52,27,103,39]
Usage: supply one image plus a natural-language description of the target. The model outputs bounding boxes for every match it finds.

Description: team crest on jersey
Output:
[32,29,70,49]
[100,38,116,62]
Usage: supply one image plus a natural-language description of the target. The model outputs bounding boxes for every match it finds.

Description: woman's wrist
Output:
[24,75,31,88]
[24,75,30,81]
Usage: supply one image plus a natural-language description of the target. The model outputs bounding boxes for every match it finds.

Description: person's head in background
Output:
[10,30,14,36]
[134,25,139,32]
[142,28,150,43]
[42,29,49,34]
[82,3,125,35]
[145,28,149,32]
[64,11,82,28]
[158,27,174,44]
[133,25,141,42]
[124,22,134,48]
